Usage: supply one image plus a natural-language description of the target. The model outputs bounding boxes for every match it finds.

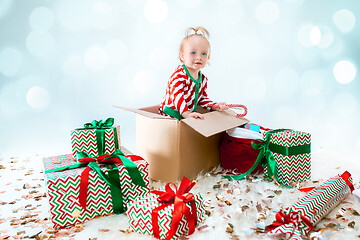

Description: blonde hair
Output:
[179,26,210,62]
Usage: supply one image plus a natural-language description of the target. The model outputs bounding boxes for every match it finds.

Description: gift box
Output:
[127,177,205,240]
[43,151,149,228]
[267,171,354,240]
[265,130,311,186]
[71,118,120,158]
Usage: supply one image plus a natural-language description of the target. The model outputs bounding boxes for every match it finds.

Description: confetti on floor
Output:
[0,154,359,240]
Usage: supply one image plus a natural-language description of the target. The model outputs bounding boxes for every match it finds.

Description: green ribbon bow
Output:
[77,117,119,156]
[223,129,310,187]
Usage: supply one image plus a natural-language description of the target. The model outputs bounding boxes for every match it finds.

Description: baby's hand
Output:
[188,112,204,119]
[182,111,204,119]
[212,102,229,111]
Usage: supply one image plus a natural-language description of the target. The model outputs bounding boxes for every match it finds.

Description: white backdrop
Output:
[0,0,359,163]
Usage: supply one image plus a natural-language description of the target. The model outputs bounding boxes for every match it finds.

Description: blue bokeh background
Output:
[0,0,359,161]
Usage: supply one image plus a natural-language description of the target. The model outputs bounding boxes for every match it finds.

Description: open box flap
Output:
[113,105,170,119]
[181,109,249,137]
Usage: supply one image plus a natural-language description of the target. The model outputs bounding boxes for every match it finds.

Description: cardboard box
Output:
[115,105,249,182]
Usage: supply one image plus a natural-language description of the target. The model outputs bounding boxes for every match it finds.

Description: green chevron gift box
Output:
[264,129,311,186]
[267,171,354,240]
[43,152,149,229]
[71,118,120,158]
[127,177,205,240]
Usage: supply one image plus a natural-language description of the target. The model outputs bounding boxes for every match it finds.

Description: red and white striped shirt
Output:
[159,65,215,117]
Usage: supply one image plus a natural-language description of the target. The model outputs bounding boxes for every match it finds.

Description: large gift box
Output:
[115,105,248,182]
[71,118,120,157]
[43,151,149,228]
[127,177,205,240]
[265,130,311,186]
[267,171,354,240]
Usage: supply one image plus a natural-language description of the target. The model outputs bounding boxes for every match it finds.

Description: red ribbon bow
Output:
[266,210,315,233]
[151,177,198,240]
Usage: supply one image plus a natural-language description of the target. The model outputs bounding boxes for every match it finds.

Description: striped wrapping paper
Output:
[43,154,149,228]
[71,126,120,158]
[267,171,354,240]
[265,130,311,186]
[127,191,205,240]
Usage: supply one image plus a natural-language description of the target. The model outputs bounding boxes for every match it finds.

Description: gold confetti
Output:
[119,229,132,234]
[348,221,355,228]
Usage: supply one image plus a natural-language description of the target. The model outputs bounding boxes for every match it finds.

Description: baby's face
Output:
[180,35,210,72]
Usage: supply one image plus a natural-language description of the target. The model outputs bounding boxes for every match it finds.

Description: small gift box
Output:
[265,129,311,186]
[224,129,310,186]
[127,177,205,240]
[267,171,354,240]
[71,117,120,158]
[43,150,149,228]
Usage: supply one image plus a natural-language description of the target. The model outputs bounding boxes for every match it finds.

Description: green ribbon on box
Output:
[76,117,119,157]
[223,129,311,187]
[45,149,146,214]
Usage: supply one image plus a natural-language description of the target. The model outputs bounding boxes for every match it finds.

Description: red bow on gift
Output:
[266,210,315,233]
[151,177,198,240]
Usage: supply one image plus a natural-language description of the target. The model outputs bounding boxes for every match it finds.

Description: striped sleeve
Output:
[168,74,189,114]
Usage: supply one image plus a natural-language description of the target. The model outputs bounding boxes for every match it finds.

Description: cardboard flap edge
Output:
[182,111,249,137]
[113,105,169,119]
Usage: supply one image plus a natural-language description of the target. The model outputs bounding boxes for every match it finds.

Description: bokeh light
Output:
[26,31,54,57]
[332,92,357,116]
[26,86,50,109]
[317,26,334,49]
[256,1,279,24]
[29,6,55,31]
[333,60,357,84]
[333,9,356,33]
[0,48,22,77]
[84,46,109,70]
[298,23,322,47]
[309,26,321,45]
[144,0,168,23]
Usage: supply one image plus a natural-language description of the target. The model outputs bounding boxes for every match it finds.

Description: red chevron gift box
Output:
[71,118,120,158]
[127,177,205,240]
[43,152,149,228]
[267,171,354,240]
[265,129,311,186]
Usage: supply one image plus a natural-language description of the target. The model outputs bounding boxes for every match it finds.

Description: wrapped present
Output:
[265,129,311,186]
[224,129,311,186]
[266,171,354,240]
[43,150,149,228]
[71,117,120,158]
[127,177,205,240]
